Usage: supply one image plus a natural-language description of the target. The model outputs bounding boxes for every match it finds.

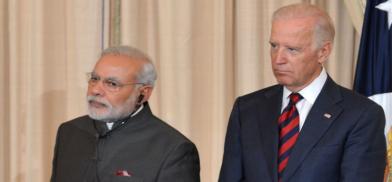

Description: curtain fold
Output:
[344,0,366,34]
[0,0,102,181]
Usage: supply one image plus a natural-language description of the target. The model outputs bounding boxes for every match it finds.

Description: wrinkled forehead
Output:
[273,15,315,30]
[93,55,144,82]
[271,17,314,39]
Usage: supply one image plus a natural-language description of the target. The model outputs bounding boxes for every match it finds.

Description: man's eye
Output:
[105,80,119,87]
[287,47,299,52]
[90,76,100,82]
[270,43,277,49]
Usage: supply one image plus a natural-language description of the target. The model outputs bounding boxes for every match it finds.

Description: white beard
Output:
[87,94,137,122]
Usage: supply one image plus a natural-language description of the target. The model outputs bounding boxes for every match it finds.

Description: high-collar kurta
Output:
[51,103,200,182]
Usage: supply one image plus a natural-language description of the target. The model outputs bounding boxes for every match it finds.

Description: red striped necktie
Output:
[278,93,303,181]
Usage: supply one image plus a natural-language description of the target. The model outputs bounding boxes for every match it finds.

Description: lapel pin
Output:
[324,113,332,118]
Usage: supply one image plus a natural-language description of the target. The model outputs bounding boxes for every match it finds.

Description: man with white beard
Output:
[51,45,200,182]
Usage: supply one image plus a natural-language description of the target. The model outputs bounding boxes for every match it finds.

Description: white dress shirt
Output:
[281,68,328,130]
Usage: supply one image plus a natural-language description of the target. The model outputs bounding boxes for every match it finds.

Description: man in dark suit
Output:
[51,45,200,182]
[219,3,386,182]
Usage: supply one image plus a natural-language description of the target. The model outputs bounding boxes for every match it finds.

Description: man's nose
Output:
[272,49,287,64]
[88,81,105,96]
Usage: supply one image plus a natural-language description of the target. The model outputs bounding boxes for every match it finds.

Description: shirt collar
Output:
[283,67,327,104]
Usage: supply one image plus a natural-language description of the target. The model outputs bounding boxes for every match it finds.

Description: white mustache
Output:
[87,96,112,108]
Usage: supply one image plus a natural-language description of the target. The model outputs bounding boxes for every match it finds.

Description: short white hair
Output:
[100,45,157,87]
[272,3,335,48]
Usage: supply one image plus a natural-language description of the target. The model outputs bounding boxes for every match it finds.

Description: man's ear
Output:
[139,85,153,103]
[317,41,332,64]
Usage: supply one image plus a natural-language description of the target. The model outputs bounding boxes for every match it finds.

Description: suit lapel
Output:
[257,86,283,182]
[283,78,343,181]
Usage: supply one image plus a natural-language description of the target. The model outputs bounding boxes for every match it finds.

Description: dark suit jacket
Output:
[51,103,200,182]
[219,77,386,182]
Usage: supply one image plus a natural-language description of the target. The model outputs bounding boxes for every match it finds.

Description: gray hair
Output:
[100,45,157,87]
[272,3,335,49]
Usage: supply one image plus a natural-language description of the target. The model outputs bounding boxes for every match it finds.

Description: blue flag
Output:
[353,0,392,179]
[354,0,392,96]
